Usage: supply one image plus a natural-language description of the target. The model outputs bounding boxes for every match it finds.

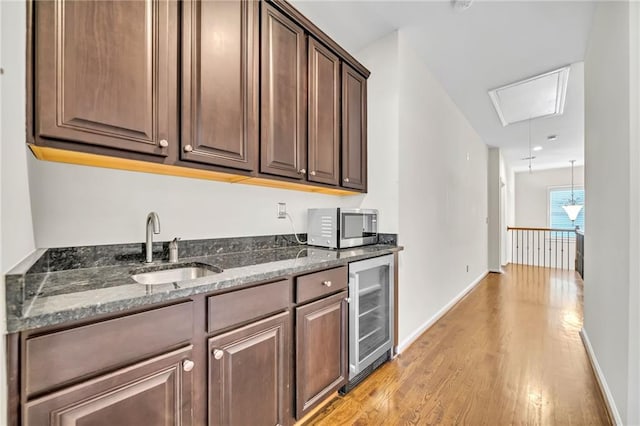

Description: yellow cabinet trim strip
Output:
[29,145,358,196]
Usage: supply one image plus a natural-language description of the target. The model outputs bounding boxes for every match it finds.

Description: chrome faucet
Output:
[145,212,161,263]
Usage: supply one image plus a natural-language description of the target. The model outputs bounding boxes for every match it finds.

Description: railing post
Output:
[543,230,546,268]
[553,232,558,268]
[526,230,531,265]
[561,231,564,270]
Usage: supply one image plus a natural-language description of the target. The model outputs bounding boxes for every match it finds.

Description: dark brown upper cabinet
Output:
[307,37,340,186]
[341,63,368,191]
[260,4,308,180]
[28,0,370,194]
[181,0,259,171]
[33,0,178,160]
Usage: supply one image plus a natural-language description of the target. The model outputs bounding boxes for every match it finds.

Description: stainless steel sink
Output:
[131,262,222,285]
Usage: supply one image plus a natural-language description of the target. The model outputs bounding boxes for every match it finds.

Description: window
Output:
[549,187,585,234]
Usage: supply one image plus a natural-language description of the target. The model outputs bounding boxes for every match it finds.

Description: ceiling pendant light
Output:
[562,160,583,223]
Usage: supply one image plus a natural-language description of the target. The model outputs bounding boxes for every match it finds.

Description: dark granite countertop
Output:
[5,235,402,333]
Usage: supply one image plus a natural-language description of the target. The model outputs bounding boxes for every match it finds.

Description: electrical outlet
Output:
[277,203,287,219]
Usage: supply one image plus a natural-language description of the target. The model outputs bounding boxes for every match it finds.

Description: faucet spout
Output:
[145,212,161,263]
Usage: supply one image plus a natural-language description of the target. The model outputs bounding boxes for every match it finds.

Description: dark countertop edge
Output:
[7,246,403,333]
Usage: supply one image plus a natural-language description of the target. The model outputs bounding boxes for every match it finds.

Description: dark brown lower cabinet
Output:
[209,311,291,426]
[12,269,355,425]
[295,291,348,417]
[24,346,194,426]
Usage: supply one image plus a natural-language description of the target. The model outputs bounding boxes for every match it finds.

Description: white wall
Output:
[1,1,38,423]
[515,166,584,228]
[28,159,364,247]
[396,29,488,347]
[628,3,640,423]
[1,1,35,270]
[584,1,639,424]
[487,148,501,272]
[500,152,514,265]
[0,2,4,423]
[354,31,400,233]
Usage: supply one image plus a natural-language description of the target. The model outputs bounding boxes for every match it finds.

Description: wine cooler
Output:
[344,254,394,389]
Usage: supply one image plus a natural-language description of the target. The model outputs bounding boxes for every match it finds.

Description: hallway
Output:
[308,265,611,425]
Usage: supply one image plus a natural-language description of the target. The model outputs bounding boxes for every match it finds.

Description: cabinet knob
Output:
[159,139,169,148]
[310,171,316,176]
[213,349,224,360]
[184,145,193,152]
[322,280,332,287]
[345,297,351,303]
[299,169,306,174]
[183,359,195,372]
[344,178,350,183]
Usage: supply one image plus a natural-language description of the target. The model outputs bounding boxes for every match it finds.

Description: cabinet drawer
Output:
[25,301,193,397]
[295,266,347,304]
[208,279,290,333]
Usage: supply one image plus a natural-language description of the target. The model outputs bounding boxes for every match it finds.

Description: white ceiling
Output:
[291,0,595,171]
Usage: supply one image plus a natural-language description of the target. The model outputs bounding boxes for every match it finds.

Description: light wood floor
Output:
[308,265,611,425]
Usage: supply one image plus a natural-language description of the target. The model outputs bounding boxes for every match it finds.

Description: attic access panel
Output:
[489,66,570,127]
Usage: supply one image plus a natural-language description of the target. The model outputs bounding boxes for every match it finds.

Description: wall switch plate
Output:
[277,203,287,219]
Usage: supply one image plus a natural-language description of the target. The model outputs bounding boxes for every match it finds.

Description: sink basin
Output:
[131,262,222,285]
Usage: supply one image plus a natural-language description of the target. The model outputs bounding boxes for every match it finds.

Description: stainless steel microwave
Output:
[307,208,378,249]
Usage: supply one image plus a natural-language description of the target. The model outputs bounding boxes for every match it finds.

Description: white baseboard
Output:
[395,270,488,354]
[580,328,623,425]
[489,268,503,274]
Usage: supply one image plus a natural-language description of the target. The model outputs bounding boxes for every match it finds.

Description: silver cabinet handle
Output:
[184,145,193,152]
[213,349,224,360]
[159,139,169,148]
[183,359,195,372]
[322,280,332,287]
[310,171,316,176]
[344,178,350,183]
[299,169,306,174]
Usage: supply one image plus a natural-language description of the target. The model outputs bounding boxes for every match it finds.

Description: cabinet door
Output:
[341,63,368,191]
[24,346,193,426]
[209,312,290,426]
[181,0,258,171]
[308,38,340,186]
[261,4,307,179]
[34,0,178,159]
[296,291,348,418]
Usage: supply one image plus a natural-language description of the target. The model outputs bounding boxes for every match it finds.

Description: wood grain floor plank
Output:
[306,265,612,425]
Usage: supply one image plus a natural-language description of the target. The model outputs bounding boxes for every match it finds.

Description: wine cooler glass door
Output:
[348,254,394,379]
